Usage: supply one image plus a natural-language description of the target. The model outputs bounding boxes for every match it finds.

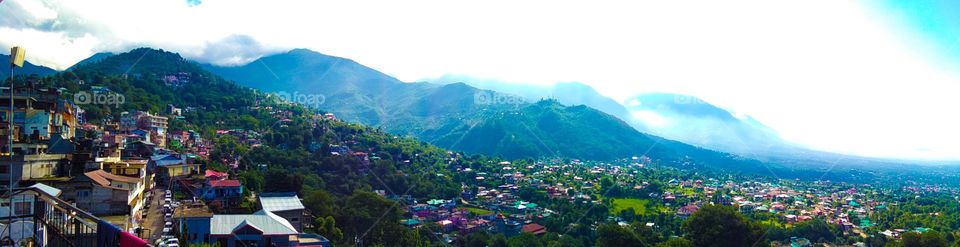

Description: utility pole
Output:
[5,46,25,246]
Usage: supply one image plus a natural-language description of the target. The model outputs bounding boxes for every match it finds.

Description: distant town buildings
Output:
[120,111,168,148]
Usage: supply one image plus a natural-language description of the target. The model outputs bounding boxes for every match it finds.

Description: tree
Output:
[334,190,416,245]
[313,216,344,243]
[632,222,662,244]
[303,189,335,217]
[789,219,838,243]
[681,205,765,247]
[596,224,642,247]
[901,232,922,247]
[896,231,948,247]
[919,231,948,247]
[546,234,583,247]
[462,232,490,247]
[490,234,509,247]
[263,168,304,194]
[508,233,542,247]
[656,238,693,247]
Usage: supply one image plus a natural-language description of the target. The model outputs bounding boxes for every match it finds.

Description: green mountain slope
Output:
[55,48,258,125]
[203,49,758,165]
[67,52,115,71]
[434,100,754,166]
[2,54,58,79]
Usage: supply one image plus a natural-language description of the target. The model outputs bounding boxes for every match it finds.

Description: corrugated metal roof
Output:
[259,193,305,212]
[29,183,62,197]
[210,210,297,235]
[209,180,241,187]
[83,169,139,190]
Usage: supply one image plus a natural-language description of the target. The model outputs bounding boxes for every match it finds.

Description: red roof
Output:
[522,223,547,235]
[83,170,140,190]
[209,179,241,187]
[205,169,228,179]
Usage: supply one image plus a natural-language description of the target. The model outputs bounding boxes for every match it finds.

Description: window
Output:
[77,190,91,198]
[14,201,30,215]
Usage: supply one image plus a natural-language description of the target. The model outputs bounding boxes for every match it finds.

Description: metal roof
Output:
[259,193,305,212]
[29,183,62,197]
[209,210,297,235]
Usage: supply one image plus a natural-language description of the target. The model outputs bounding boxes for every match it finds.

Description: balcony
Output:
[0,186,151,247]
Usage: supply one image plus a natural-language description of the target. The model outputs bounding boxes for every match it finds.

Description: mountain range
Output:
[18,47,939,179]
[184,49,928,171]
[2,54,58,79]
[201,49,741,163]
[431,76,790,157]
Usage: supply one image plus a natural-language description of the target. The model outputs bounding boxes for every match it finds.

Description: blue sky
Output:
[0,0,958,160]
[871,0,960,66]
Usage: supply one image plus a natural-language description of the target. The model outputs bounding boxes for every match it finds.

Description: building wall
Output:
[21,158,59,180]
[209,234,293,247]
[272,210,304,232]
[166,165,192,177]
[0,155,64,186]
[180,217,212,244]
[23,110,51,139]
[56,181,130,216]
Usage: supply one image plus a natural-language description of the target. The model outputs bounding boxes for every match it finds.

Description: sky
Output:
[0,0,958,160]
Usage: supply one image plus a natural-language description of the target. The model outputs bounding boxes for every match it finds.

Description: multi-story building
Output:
[54,169,148,231]
[0,88,80,187]
[119,111,168,148]
[258,192,306,232]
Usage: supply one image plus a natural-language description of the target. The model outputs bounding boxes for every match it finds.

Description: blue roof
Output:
[151,154,187,167]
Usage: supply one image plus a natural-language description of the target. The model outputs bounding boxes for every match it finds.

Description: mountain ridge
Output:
[201,48,759,164]
[2,54,58,79]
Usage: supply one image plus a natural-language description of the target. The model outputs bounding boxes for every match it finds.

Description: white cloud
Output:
[0,0,957,160]
[631,110,670,128]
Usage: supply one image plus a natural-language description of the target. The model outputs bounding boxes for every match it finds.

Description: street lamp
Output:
[2,46,24,247]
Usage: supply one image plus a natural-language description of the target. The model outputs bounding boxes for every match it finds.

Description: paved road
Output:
[141,187,168,243]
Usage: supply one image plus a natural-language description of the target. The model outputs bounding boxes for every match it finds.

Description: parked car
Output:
[165,238,179,245]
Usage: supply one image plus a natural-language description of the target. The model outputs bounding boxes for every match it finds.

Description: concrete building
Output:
[180,210,303,247]
[119,111,168,148]
[258,192,306,232]
[53,169,147,230]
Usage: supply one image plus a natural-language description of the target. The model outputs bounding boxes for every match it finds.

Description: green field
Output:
[460,207,493,215]
[610,198,651,215]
